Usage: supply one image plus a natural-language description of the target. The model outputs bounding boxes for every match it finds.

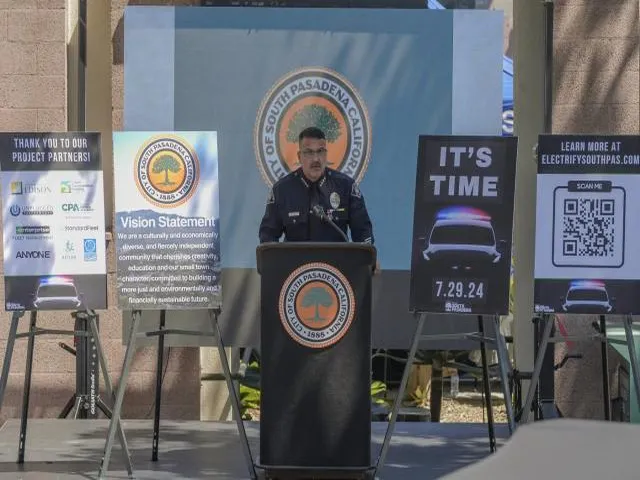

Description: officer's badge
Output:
[267,188,274,204]
[351,183,362,199]
[330,192,340,209]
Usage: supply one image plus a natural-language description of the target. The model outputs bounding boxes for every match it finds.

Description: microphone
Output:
[311,205,349,242]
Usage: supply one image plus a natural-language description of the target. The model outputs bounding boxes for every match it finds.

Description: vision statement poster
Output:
[409,135,518,315]
[113,132,221,310]
[535,135,640,315]
[0,132,107,311]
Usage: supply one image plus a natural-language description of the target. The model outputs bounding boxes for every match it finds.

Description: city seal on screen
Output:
[278,262,355,349]
[254,66,372,186]
[134,134,200,208]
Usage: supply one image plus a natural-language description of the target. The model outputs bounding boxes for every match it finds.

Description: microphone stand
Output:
[311,206,349,242]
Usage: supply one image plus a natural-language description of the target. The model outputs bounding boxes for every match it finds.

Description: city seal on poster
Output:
[409,135,518,315]
[0,132,107,312]
[279,262,355,349]
[113,132,221,310]
[534,134,640,315]
[254,66,372,186]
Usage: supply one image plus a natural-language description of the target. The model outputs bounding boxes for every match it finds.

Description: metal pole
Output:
[623,315,640,410]
[98,311,140,480]
[17,311,37,464]
[599,315,611,420]
[210,309,257,480]
[0,311,22,412]
[520,315,554,424]
[478,315,496,453]
[152,309,166,462]
[494,315,516,434]
[88,312,133,476]
[374,313,426,476]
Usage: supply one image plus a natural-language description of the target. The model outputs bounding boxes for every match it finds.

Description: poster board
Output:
[0,132,107,311]
[409,135,518,315]
[113,131,222,310]
[534,134,640,315]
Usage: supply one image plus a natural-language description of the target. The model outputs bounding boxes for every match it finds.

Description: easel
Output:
[58,313,112,419]
[0,309,131,473]
[374,312,516,477]
[519,313,640,424]
[97,307,257,480]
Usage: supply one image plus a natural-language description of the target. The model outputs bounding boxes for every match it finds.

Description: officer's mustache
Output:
[310,162,322,168]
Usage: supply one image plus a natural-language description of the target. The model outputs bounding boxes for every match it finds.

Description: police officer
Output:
[258,126,377,259]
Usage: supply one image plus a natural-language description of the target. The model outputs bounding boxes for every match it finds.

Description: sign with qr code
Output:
[535,134,640,315]
[409,135,518,315]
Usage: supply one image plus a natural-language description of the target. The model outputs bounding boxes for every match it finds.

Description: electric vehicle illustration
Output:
[561,280,613,313]
[421,206,505,270]
[32,276,84,310]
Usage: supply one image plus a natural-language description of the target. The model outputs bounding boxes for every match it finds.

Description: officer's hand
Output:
[373,259,381,276]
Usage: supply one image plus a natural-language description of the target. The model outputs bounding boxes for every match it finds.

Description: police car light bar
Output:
[435,206,491,221]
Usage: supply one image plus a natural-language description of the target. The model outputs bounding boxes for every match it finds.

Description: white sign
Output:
[0,133,107,311]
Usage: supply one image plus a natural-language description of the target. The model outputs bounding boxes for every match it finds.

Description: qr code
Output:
[553,187,625,268]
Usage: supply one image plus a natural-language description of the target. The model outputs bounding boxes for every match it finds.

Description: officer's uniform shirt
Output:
[258,168,374,244]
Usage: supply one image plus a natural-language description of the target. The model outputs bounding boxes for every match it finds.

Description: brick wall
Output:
[0,1,201,425]
[552,0,640,419]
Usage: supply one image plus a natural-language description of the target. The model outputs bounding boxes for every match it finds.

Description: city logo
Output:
[83,238,97,261]
[16,250,51,259]
[254,66,372,187]
[278,262,355,349]
[10,181,51,195]
[134,135,200,208]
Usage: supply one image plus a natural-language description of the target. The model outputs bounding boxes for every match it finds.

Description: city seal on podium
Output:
[254,66,372,187]
[134,134,200,208]
[279,262,356,349]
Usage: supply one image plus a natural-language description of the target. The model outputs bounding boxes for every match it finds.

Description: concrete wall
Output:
[552,0,639,419]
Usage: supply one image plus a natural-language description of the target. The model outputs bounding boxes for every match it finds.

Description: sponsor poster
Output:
[113,131,221,310]
[409,135,518,315]
[0,132,107,311]
[534,134,640,315]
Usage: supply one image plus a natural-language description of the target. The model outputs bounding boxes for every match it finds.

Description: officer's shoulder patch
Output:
[351,182,362,199]
[266,188,275,204]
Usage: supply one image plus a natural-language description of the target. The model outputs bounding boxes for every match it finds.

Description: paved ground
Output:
[0,419,509,479]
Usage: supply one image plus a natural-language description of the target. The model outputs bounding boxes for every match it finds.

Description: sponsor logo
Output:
[278,262,355,349]
[254,66,372,186]
[16,225,51,235]
[10,181,51,195]
[83,238,97,261]
[62,203,94,213]
[16,250,51,259]
[134,135,200,208]
[61,240,76,260]
[64,225,99,232]
[60,180,93,194]
[10,205,54,216]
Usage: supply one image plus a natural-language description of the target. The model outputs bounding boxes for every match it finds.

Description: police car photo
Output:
[561,280,614,314]
[421,206,504,270]
[32,276,84,310]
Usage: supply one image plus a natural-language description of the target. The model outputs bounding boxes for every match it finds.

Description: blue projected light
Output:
[435,206,492,222]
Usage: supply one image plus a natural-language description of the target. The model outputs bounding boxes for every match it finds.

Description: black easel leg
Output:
[600,315,611,421]
[478,315,496,453]
[18,311,37,464]
[152,309,166,462]
[58,396,76,419]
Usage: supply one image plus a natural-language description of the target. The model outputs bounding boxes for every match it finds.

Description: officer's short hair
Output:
[298,127,326,143]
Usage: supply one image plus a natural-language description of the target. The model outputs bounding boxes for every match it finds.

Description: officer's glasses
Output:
[301,148,327,158]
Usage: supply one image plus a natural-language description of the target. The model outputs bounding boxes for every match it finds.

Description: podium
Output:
[256,242,376,479]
